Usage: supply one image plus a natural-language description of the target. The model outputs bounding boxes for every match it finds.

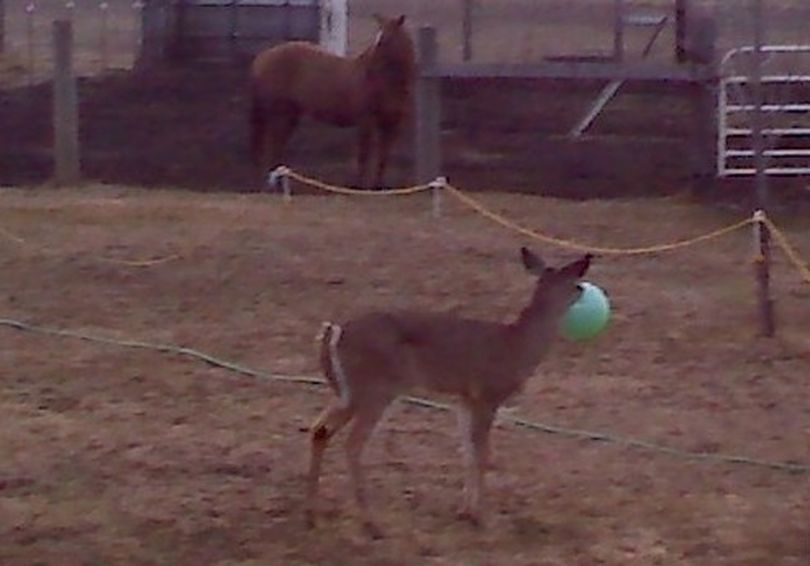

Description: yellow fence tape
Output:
[285,168,433,196]
[443,184,755,256]
[763,216,810,286]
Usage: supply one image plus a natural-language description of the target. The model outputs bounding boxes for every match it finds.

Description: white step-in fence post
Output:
[429,176,446,218]
[268,166,292,202]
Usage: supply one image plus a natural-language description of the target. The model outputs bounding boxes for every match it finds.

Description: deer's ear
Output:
[520,247,546,274]
[559,253,593,279]
[395,14,407,27]
[373,13,387,27]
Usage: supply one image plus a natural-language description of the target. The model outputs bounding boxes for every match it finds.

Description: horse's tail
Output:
[248,81,264,166]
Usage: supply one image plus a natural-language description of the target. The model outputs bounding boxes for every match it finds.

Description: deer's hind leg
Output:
[345,392,395,538]
[306,402,353,528]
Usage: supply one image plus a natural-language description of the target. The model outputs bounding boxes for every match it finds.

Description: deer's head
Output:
[521,247,593,319]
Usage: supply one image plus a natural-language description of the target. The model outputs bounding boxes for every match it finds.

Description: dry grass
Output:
[0,185,809,564]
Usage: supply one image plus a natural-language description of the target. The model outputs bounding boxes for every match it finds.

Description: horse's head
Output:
[368,14,415,90]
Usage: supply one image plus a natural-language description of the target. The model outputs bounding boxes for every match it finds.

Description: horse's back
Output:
[251,42,359,123]
[251,42,351,92]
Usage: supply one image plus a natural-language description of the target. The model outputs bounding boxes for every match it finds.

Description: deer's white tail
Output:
[317,322,351,407]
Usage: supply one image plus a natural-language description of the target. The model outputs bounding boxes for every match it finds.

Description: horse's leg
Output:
[373,121,400,189]
[249,94,270,189]
[250,101,263,166]
[266,102,301,180]
[355,121,375,189]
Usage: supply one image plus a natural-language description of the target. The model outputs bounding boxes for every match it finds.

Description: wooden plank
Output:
[414,26,441,184]
[52,20,80,186]
[569,80,622,138]
[425,61,710,82]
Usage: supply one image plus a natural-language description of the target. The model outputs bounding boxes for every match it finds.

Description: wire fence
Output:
[350,0,810,65]
[1,0,144,86]
[3,0,810,86]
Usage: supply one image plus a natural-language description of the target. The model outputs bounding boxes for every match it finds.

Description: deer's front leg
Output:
[457,401,497,525]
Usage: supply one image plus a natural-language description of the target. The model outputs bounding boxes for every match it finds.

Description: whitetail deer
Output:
[306,247,592,537]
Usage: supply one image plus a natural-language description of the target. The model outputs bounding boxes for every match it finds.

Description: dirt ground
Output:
[0,187,809,564]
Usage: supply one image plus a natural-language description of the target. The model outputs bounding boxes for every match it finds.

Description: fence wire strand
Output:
[0,316,806,475]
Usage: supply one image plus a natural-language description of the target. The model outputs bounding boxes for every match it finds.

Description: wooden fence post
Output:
[753,211,775,337]
[688,15,717,197]
[53,20,81,186]
[0,0,5,53]
[675,0,688,63]
[415,26,441,184]
[461,0,473,62]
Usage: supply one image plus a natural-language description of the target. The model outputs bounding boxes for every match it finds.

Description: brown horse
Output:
[249,15,415,189]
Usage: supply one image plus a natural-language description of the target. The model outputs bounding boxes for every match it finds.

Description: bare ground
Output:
[0,187,809,564]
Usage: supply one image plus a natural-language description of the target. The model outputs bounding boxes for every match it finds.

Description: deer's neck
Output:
[507,294,561,373]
